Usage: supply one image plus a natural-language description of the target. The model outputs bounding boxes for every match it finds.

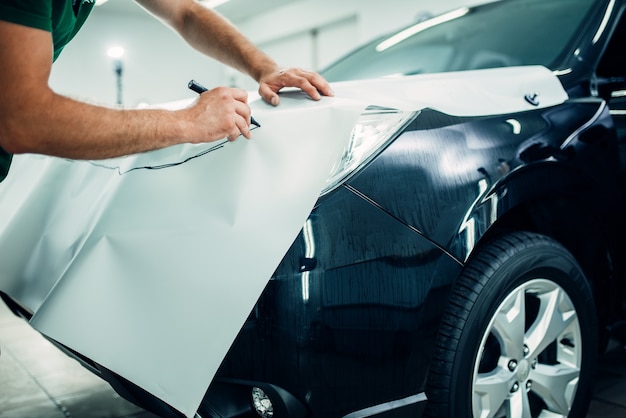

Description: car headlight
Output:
[321,106,418,195]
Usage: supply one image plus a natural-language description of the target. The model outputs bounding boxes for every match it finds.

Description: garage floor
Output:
[1,300,626,418]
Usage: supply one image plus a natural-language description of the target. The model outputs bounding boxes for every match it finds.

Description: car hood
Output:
[0,66,567,416]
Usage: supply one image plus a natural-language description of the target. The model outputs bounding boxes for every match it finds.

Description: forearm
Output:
[134,0,332,106]
[182,5,277,81]
[0,81,255,159]
[1,91,186,160]
[0,19,203,160]
[144,0,278,82]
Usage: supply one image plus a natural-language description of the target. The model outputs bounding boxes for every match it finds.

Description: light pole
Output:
[107,46,125,106]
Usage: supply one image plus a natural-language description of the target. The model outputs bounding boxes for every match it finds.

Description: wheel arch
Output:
[468,164,623,330]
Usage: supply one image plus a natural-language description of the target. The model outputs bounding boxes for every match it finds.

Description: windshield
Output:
[322,0,597,82]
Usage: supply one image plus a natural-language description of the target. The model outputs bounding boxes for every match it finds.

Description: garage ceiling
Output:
[98,0,302,23]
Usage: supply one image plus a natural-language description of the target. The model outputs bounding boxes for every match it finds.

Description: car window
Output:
[322,0,596,82]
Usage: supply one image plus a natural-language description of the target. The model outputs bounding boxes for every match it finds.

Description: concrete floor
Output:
[1,300,626,418]
[0,301,157,418]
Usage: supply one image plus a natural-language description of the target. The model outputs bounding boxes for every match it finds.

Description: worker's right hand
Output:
[185,86,252,142]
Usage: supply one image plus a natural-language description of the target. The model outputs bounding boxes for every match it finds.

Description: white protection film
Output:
[5,93,363,417]
[0,66,568,416]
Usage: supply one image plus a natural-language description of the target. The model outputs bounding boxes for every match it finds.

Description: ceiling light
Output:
[107,46,125,60]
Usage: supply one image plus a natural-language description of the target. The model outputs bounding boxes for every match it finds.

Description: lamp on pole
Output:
[107,46,125,106]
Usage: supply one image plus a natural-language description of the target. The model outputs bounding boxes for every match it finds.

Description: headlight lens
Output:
[321,106,418,195]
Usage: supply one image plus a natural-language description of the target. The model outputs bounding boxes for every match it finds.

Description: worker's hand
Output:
[187,86,252,142]
[258,67,334,106]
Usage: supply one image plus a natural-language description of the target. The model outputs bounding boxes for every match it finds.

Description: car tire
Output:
[425,232,598,418]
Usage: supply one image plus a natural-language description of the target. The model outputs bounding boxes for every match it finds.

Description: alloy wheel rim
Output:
[471,278,582,418]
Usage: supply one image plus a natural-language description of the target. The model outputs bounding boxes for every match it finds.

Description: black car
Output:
[2,0,626,417]
[196,0,626,417]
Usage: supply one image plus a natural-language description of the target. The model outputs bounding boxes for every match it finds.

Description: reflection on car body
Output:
[2,0,626,417]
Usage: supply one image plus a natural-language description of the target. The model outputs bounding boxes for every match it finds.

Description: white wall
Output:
[49,0,483,107]
[49,2,224,107]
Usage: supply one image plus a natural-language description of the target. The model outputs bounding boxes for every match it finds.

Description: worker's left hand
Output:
[258,67,334,106]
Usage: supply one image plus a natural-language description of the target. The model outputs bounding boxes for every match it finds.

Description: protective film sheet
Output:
[0,94,362,416]
[0,66,568,416]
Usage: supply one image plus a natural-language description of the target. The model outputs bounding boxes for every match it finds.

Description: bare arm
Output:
[0,20,252,159]
[135,0,333,105]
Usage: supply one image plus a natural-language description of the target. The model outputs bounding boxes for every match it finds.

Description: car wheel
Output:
[426,232,598,418]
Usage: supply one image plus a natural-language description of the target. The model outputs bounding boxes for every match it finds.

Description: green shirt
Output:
[0,0,94,60]
[0,0,94,181]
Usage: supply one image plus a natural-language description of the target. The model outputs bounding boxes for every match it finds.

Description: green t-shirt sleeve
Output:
[0,0,93,61]
[0,0,53,32]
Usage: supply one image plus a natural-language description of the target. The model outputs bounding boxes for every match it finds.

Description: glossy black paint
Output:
[350,100,620,261]
[205,188,462,417]
[197,1,626,417]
